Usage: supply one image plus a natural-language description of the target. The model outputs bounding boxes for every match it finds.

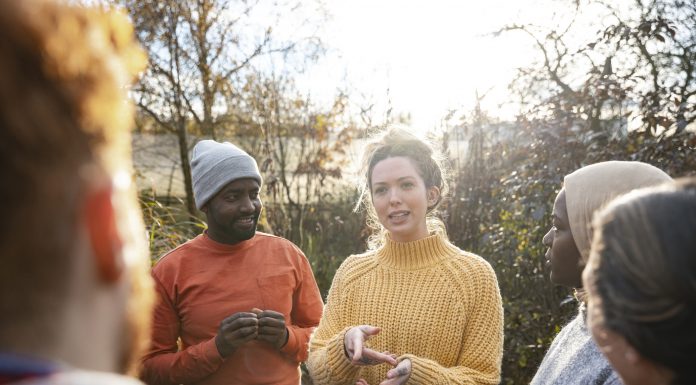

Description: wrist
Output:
[279,327,289,349]
[342,328,352,359]
[214,333,234,358]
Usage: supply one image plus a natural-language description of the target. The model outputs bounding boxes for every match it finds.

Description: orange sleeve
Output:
[280,246,323,363]
[139,273,224,385]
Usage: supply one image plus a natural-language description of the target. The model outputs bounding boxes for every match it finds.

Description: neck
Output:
[0,298,121,373]
[52,242,126,373]
[205,229,254,246]
[377,232,457,270]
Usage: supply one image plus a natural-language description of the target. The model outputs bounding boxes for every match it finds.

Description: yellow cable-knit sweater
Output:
[306,233,504,385]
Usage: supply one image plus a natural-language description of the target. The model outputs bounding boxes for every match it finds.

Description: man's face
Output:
[203,178,262,244]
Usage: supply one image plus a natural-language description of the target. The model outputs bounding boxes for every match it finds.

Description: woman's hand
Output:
[355,358,412,385]
[344,325,398,367]
[382,359,411,384]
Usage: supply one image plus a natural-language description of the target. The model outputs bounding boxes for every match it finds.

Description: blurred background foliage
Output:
[126,0,695,383]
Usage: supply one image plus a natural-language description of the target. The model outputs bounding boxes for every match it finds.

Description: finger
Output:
[233,325,259,338]
[362,348,398,366]
[222,312,257,324]
[237,328,259,342]
[359,325,381,339]
[258,309,284,320]
[256,334,276,344]
[356,379,369,385]
[386,363,409,379]
[258,317,285,328]
[258,325,285,336]
[350,333,364,363]
[225,317,258,331]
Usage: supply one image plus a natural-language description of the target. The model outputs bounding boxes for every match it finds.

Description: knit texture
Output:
[306,233,504,385]
[191,140,263,209]
[530,307,621,385]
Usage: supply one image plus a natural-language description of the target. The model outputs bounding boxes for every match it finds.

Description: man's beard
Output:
[227,213,259,243]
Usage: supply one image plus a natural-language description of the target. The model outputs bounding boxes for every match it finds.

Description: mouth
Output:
[235,216,256,227]
[388,210,410,223]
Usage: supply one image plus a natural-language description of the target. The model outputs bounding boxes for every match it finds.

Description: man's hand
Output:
[215,312,258,358]
[344,325,398,367]
[253,308,289,350]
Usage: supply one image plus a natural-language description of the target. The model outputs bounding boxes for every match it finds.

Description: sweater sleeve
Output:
[402,261,504,385]
[279,246,324,363]
[306,260,362,385]
[139,273,224,385]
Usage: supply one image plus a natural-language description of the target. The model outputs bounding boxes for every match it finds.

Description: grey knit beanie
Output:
[191,140,262,209]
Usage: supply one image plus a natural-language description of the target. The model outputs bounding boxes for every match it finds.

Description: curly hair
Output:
[354,126,450,248]
[0,0,148,370]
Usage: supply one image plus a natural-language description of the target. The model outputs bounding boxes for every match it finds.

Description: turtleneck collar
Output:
[376,233,458,270]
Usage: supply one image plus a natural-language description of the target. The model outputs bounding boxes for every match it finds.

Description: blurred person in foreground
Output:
[0,0,153,384]
[306,127,504,385]
[533,161,672,385]
[584,178,696,385]
[139,139,323,385]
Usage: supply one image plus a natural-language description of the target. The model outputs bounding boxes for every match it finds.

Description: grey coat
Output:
[530,308,621,385]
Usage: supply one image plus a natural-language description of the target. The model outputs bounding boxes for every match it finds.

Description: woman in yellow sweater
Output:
[306,127,504,385]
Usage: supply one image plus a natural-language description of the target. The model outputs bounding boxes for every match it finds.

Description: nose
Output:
[239,196,255,214]
[388,188,402,206]
[542,228,553,247]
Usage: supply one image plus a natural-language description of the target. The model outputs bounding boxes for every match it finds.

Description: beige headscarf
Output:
[564,161,672,263]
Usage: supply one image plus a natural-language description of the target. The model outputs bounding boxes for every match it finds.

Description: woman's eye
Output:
[402,182,414,189]
[374,187,386,195]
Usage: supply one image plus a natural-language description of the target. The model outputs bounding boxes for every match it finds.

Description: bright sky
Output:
[294,0,601,133]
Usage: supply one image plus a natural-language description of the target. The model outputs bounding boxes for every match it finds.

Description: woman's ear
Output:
[426,186,441,209]
[83,185,123,284]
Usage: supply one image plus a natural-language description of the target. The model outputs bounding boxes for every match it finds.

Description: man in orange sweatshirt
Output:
[140,140,324,385]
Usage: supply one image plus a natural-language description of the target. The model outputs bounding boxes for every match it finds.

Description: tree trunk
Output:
[176,120,197,217]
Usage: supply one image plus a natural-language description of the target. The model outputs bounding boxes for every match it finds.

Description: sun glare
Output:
[295,0,622,134]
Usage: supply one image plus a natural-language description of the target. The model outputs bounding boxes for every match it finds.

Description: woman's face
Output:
[542,188,584,287]
[370,156,439,243]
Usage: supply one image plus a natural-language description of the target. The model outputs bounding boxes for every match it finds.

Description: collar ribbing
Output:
[376,233,458,270]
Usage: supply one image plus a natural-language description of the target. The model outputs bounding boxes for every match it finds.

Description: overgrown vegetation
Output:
[132,0,695,383]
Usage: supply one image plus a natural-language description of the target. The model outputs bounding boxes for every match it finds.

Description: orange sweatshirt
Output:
[140,232,323,385]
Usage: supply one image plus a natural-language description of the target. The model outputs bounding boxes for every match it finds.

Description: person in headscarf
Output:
[531,161,672,385]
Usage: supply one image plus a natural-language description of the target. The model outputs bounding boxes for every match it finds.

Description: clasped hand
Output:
[215,308,288,357]
[344,325,411,385]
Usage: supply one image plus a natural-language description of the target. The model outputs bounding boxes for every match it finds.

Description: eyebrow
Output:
[372,176,417,185]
